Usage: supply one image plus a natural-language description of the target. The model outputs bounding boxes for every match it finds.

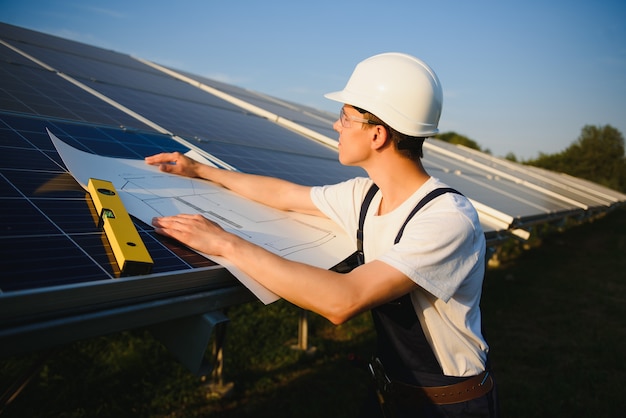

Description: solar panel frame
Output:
[422,147,586,220]
[426,139,626,208]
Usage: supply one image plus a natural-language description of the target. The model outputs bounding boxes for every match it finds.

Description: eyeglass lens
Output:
[339,108,349,128]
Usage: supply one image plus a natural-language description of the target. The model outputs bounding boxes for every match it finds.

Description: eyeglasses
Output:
[339,107,377,128]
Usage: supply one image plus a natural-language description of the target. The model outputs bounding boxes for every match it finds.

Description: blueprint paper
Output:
[48,129,354,304]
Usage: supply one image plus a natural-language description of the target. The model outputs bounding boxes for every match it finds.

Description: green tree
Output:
[505,152,518,162]
[435,131,483,152]
[527,125,626,192]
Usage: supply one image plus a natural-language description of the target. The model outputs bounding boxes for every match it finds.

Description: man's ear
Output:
[370,125,389,150]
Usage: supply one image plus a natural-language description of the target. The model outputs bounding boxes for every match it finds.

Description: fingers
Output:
[151,215,178,238]
[145,152,181,165]
[152,214,220,237]
[145,152,195,176]
[152,214,225,255]
[152,214,197,243]
[152,213,201,229]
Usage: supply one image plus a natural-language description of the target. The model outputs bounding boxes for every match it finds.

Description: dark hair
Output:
[354,107,425,160]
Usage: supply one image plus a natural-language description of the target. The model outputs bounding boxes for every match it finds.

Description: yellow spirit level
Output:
[88,178,153,275]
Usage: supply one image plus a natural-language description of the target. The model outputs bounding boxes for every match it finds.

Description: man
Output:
[147,52,498,417]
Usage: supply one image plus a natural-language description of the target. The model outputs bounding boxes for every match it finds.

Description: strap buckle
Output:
[368,357,392,394]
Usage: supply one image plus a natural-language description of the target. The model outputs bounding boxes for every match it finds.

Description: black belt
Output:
[369,358,494,406]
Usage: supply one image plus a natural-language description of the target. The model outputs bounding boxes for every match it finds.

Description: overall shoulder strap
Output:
[357,185,463,248]
[330,183,379,272]
[394,188,462,244]
[357,183,379,253]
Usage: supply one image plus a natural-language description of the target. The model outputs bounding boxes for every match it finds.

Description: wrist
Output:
[218,230,240,259]
[195,163,217,182]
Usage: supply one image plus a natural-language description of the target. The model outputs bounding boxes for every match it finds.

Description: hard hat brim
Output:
[324,89,380,116]
[324,89,439,137]
[324,90,350,105]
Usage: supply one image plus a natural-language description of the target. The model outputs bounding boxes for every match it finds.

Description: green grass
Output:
[2,207,625,417]
[482,208,626,417]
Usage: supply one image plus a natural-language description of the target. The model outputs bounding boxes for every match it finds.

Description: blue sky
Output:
[2,0,625,159]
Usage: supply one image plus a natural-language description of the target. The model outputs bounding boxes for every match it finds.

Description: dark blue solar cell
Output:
[1,145,59,172]
[0,198,58,237]
[0,175,21,198]
[35,198,101,234]
[0,112,51,137]
[0,125,31,148]
[1,168,73,198]
[0,235,111,291]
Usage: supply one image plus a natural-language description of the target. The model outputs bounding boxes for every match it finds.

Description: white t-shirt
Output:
[311,176,489,376]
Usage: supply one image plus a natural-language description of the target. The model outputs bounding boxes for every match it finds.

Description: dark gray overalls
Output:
[333,184,499,418]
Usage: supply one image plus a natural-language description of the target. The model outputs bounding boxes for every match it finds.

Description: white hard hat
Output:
[325,52,443,137]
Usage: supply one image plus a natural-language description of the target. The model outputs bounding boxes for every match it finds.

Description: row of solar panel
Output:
[1,22,624,331]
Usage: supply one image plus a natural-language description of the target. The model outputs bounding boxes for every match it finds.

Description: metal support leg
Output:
[202,320,234,398]
[291,309,316,354]
[150,311,229,376]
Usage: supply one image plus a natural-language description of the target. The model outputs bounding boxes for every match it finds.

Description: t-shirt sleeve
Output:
[310,177,373,243]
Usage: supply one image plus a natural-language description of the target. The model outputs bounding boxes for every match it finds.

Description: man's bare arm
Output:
[151,213,417,324]
[146,152,323,216]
